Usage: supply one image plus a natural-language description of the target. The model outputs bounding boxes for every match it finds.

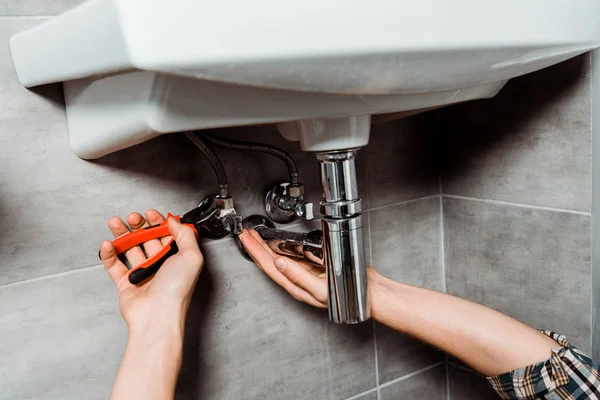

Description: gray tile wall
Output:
[4,5,592,400]
[0,9,443,400]
[440,55,591,212]
[440,54,593,399]
[592,49,600,363]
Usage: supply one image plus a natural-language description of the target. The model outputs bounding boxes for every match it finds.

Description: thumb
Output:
[167,217,200,255]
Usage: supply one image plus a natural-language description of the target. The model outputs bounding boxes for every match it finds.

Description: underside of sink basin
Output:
[60,71,506,158]
[9,0,600,158]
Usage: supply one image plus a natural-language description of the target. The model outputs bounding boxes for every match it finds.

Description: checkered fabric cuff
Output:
[486,331,600,399]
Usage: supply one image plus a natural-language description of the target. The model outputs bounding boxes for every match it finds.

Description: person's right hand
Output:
[238,229,328,309]
[99,210,204,334]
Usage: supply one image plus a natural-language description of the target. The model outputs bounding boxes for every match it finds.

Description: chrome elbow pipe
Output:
[236,215,324,265]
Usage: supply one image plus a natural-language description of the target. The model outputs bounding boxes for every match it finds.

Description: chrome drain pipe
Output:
[317,150,370,324]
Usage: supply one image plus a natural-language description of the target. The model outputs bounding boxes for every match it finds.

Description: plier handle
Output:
[107,196,237,284]
[112,214,204,285]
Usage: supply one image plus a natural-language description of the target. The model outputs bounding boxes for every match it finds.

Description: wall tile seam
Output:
[447,361,477,375]
[0,194,442,288]
[363,194,441,214]
[367,211,381,395]
[442,194,592,216]
[0,233,242,289]
[440,179,450,399]
[444,355,451,400]
[378,361,445,389]
[591,59,595,358]
[0,264,105,290]
[344,387,378,400]
[0,16,53,19]
[591,49,599,360]
[439,192,447,293]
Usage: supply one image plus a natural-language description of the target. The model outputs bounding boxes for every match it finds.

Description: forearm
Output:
[110,313,185,400]
[368,268,556,376]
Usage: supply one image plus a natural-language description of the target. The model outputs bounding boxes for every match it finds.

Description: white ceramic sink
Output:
[10,0,600,158]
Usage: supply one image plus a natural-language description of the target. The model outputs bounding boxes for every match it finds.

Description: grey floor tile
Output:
[364,116,439,209]
[444,197,592,351]
[0,15,331,285]
[440,54,591,211]
[177,239,376,400]
[369,197,444,383]
[0,0,84,16]
[448,365,499,400]
[0,266,127,400]
[379,365,446,400]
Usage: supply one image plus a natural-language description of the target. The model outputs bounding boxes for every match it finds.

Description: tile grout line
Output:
[590,49,597,358]
[1,192,439,290]
[590,50,593,356]
[0,264,104,289]
[367,211,381,399]
[0,235,235,289]
[439,178,451,400]
[0,15,53,19]
[445,355,451,400]
[379,362,445,389]
[364,194,441,214]
[374,322,381,399]
[363,149,371,212]
[439,189,447,293]
[448,362,479,375]
[345,387,377,400]
[443,194,591,216]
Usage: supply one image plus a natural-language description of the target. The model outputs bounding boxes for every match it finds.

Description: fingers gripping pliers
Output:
[105,195,242,284]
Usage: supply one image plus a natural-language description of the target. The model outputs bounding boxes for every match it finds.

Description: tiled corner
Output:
[0,266,127,400]
[448,365,500,400]
[444,197,592,351]
[379,365,446,400]
[369,197,444,384]
[0,17,337,285]
[440,54,591,211]
[0,0,84,16]
[364,115,439,209]
[176,239,376,400]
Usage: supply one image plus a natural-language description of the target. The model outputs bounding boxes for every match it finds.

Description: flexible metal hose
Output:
[201,131,299,185]
[185,131,229,197]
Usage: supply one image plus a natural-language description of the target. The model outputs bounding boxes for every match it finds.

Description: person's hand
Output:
[99,209,204,334]
[238,229,327,308]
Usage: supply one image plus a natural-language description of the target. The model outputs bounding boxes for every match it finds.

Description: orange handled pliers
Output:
[109,197,226,284]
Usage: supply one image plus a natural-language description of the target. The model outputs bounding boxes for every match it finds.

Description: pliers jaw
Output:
[214,195,243,235]
[182,194,243,240]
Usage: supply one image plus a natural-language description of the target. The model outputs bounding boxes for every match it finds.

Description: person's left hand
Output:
[99,209,204,334]
[239,229,328,309]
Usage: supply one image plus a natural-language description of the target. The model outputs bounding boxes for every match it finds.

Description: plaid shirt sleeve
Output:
[486,331,600,399]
